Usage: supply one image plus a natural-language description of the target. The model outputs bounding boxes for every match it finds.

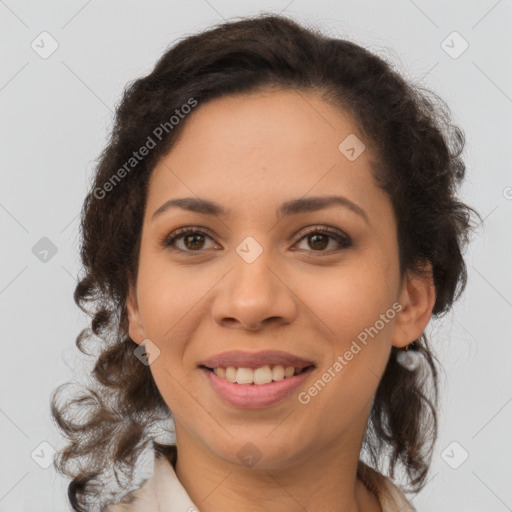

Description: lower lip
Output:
[201,367,315,409]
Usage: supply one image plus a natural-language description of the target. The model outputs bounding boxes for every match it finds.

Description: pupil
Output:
[310,234,328,250]
[186,234,204,250]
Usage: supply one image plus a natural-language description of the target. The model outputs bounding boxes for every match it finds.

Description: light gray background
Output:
[1,1,511,511]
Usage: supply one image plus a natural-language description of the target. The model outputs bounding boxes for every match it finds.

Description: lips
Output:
[198,349,316,370]
[198,350,317,408]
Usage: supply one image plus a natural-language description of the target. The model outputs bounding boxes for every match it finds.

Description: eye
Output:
[161,225,353,254]
[161,227,217,252]
[293,226,352,253]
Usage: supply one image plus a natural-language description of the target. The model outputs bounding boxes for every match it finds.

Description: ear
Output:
[392,262,436,348]
[126,283,145,345]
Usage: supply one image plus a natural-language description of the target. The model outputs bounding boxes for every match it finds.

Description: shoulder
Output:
[357,461,417,512]
[102,455,166,512]
[103,450,199,512]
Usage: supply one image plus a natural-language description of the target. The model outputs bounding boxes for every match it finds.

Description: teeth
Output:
[225,366,237,383]
[253,365,272,385]
[272,365,284,381]
[284,366,295,378]
[236,367,254,385]
[212,364,305,385]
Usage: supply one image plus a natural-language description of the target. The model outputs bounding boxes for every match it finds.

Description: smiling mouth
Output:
[200,364,315,385]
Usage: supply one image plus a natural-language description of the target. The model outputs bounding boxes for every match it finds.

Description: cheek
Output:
[136,253,202,337]
[298,260,397,343]
[293,261,397,413]
[299,273,396,430]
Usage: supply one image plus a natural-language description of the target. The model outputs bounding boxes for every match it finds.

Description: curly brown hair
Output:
[50,13,480,511]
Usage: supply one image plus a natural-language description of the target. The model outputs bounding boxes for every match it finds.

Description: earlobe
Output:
[126,285,145,344]
[392,263,436,349]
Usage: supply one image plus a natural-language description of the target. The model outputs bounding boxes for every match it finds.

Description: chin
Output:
[211,434,308,471]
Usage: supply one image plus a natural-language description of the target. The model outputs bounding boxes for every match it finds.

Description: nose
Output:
[211,251,297,332]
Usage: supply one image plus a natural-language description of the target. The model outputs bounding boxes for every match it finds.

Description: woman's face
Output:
[127,88,430,469]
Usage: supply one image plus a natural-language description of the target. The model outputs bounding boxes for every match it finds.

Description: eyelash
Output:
[160,225,352,255]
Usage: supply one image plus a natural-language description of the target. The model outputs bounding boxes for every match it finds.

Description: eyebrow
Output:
[151,195,369,224]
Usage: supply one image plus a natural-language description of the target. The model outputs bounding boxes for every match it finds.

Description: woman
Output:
[51,13,478,512]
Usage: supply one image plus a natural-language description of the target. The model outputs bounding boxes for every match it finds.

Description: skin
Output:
[126,87,435,512]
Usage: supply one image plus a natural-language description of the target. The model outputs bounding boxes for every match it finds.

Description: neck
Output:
[172,421,381,512]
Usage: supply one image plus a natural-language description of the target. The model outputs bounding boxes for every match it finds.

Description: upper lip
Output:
[199,350,316,370]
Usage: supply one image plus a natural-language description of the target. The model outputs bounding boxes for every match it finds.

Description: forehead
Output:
[169,87,365,161]
[146,88,388,227]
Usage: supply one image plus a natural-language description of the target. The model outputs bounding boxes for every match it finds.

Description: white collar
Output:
[104,454,199,512]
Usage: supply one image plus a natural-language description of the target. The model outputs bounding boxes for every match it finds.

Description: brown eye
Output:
[295,227,352,253]
[309,233,328,250]
[162,228,216,252]
[161,225,352,255]
[182,233,206,250]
